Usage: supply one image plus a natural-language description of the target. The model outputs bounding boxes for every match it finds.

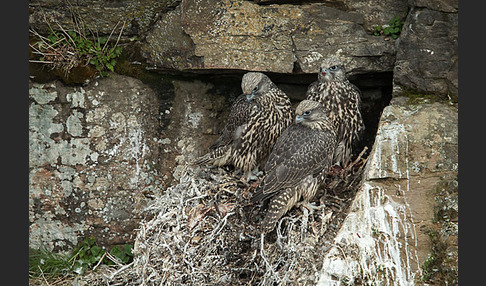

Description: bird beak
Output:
[246,93,255,102]
[295,114,304,123]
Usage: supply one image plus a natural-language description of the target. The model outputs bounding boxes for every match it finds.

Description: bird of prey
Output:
[195,72,293,181]
[251,100,337,233]
[306,56,364,167]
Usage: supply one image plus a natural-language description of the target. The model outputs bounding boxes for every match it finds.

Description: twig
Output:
[55,21,76,48]
[344,146,368,173]
[209,211,234,237]
[38,265,51,286]
[29,28,65,52]
[92,251,108,271]
[105,261,134,280]
[113,20,126,50]
[29,60,55,64]
[29,28,50,42]
[102,21,121,52]
[105,252,124,267]
[260,233,280,283]
[66,0,86,37]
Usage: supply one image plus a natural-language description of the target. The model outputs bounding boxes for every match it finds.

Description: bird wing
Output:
[305,80,320,100]
[349,82,365,137]
[209,94,251,150]
[252,124,335,202]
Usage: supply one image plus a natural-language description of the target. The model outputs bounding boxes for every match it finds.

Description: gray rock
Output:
[29,73,242,252]
[140,4,202,70]
[29,101,64,167]
[141,0,397,75]
[343,0,409,32]
[29,74,163,251]
[29,0,179,36]
[317,100,458,285]
[159,78,238,181]
[393,7,458,99]
[30,84,57,104]
[66,110,83,137]
[411,0,458,13]
[293,4,397,75]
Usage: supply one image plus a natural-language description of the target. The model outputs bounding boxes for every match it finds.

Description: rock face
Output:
[28,0,459,284]
[342,0,409,32]
[29,0,458,98]
[29,74,164,251]
[318,99,458,285]
[28,0,179,36]
[140,0,402,75]
[28,73,243,252]
[157,77,241,182]
[393,5,458,99]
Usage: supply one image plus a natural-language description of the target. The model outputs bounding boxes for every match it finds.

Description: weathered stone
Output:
[29,74,163,251]
[292,4,396,75]
[411,0,458,13]
[158,77,240,181]
[140,4,202,70]
[343,0,409,32]
[393,7,458,98]
[30,84,57,104]
[28,71,249,253]
[317,100,458,285]
[29,0,179,36]
[141,0,396,75]
[249,0,409,33]
[66,110,83,137]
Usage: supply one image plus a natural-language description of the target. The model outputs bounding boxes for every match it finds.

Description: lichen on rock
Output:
[29,74,164,251]
[141,0,397,75]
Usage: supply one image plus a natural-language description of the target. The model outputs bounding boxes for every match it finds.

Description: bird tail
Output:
[191,152,212,166]
[250,181,276,204]
[261,188,298,233]
[190,145,231,166]
[251,170,287,204]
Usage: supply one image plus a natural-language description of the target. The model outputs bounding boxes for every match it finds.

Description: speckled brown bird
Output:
[306,56,364,166]
[195,72,293,181]
[251,100,337,233]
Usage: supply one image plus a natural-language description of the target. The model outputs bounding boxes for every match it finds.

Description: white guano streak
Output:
[318,107,421,285]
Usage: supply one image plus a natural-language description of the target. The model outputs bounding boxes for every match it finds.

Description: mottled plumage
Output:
[306,57,364,166]
[251,100,337,232]
[195,72,293,180]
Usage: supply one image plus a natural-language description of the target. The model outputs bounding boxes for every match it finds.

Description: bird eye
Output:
[303,110,311,116]
[252,86,258,93]
[329,65,337,70]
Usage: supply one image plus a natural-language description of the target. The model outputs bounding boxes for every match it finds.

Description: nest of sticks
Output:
[82,148,368,285]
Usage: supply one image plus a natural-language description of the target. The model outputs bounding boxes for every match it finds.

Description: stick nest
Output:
[81,151,367,285]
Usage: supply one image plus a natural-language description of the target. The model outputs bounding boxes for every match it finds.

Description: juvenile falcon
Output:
[251,100,337,233]
[195,72,293,181]
[306,56,364,166]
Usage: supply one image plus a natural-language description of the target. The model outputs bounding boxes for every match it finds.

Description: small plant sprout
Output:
[373,15,405,40]
[29,14,125,78]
